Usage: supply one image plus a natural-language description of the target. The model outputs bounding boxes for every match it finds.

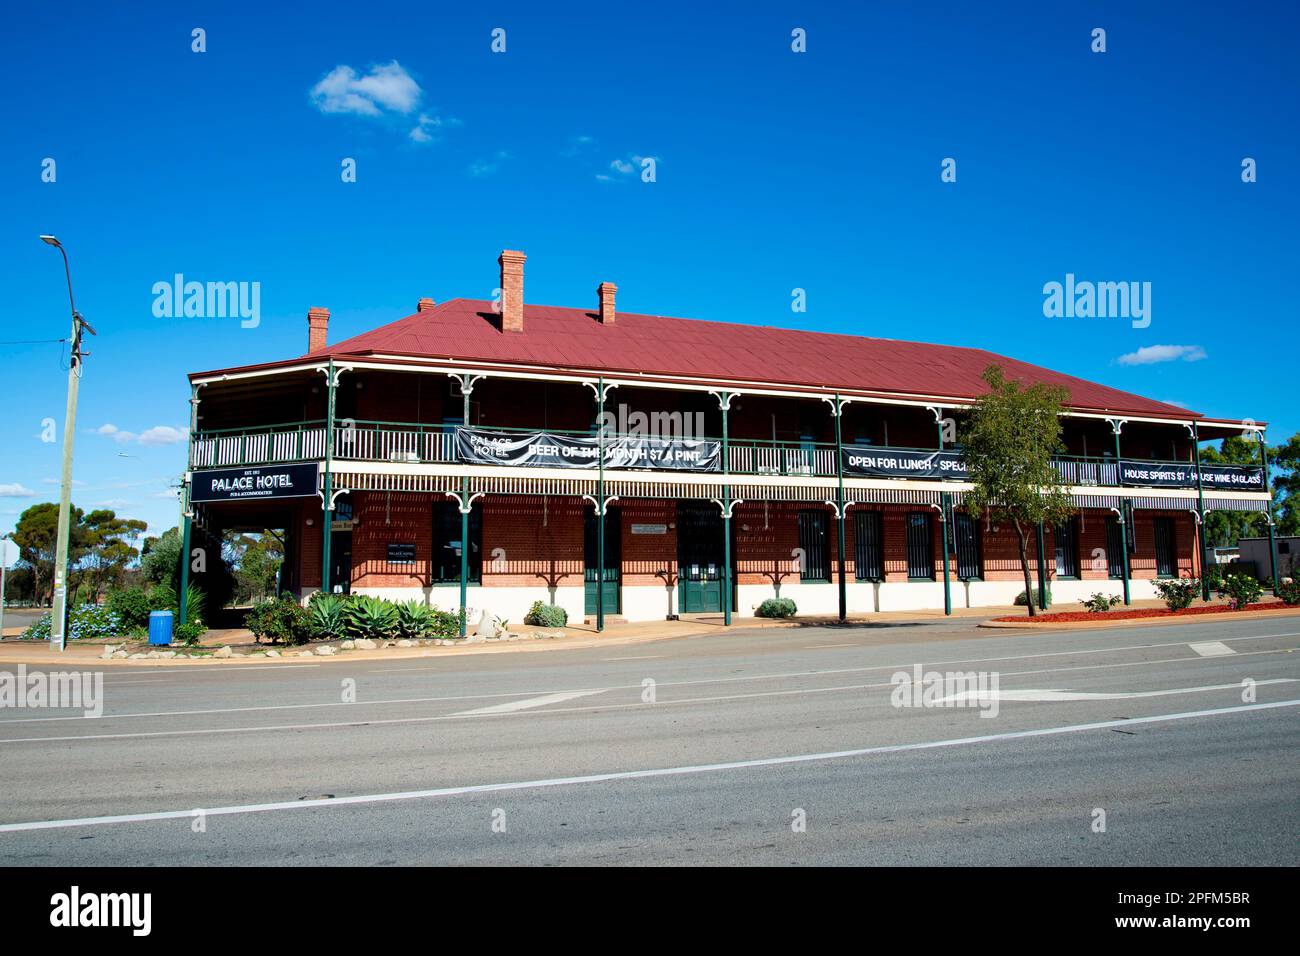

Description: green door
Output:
[677,503,731,613]
[584,508,621,615]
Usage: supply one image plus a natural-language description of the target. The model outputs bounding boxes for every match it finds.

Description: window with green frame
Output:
[430,500,481,584]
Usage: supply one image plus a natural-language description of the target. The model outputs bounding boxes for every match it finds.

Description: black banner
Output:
[1119,460,1265,490]
[190,463,320,503]
[841,446,968,480]
[456,427,721,472]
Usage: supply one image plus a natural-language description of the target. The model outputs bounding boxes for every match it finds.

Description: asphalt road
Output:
[1,615,1297,865]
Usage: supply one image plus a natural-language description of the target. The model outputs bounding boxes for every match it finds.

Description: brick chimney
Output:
[498,249,526,332]
[417,297,436,312]
[307,307,330,352]
[597,282,617,324]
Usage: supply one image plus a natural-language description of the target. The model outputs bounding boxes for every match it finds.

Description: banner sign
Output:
[190,463,320,503]
[455,427,721,472]
[1118,460,1265,490]
[841,447,968,480]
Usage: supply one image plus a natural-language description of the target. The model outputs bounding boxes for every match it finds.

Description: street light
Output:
[39,235,95,652]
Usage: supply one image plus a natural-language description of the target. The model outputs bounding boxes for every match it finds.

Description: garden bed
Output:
[992,601,1295,624]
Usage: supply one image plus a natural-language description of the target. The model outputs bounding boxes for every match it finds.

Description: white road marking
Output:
[450,689,608,716]
[600,655,663,661]
[1189,641,1236,657]
[2,698,1295,834]
[1,645,1293,736]
[938,678,1295,704]
[808,643,855,649]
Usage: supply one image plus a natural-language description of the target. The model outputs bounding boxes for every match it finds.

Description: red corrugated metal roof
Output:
[285,298,1195,418]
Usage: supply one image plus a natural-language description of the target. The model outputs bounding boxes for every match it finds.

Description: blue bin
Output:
[148,610,174,646]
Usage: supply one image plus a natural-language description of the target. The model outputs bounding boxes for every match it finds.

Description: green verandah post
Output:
[833,395,848,622]
[1035,521,1048,611]
[720,391,733,627]
[1258,430,1278,596]
[597,376,606,633]
[321,359,337,596]
[459,373,474,636]
[178,384,201,628]
[1112,420,1131,605]
[1191,421,1209,601]
[934,408,951,616]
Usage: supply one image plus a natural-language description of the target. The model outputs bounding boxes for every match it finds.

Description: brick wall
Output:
[350,491,433,588]
[621,500,677,588]
[482,496,584,588]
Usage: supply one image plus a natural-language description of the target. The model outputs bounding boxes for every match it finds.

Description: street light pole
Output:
[40,236,95,653]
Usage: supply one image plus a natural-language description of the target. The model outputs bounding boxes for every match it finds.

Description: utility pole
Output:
[40,236,95,653]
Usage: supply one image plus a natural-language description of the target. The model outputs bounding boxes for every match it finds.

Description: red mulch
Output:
[992,601,1296,623]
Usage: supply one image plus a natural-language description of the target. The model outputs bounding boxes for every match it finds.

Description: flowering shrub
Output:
[1152,578,1199,612]
[1222,573,1263,610]
[22,603,123,641]
[1082,592,1122,613]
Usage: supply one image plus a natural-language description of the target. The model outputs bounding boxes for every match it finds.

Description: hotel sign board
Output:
[456,427,721,473]
[841,447,968,480]
[190,463,320,503]
[1118,460,1265,490]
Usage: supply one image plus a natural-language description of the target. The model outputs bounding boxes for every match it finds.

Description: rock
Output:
[313,645,337,656]
[474,610,500,639]
[100,645,116,659]
[339,640,356,650]
[265,649,280,658]
[354,638,377,650]
[112,650,128,659]
[213,646,233,659]
[297,650,313,657]
[157,651,177,659]
[396,639,415,648]
[128,652,149,659]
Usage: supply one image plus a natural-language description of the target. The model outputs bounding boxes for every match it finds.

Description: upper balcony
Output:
[188,419,1264,492]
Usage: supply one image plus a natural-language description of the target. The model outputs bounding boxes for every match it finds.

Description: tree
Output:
[12,502,88,605]
[1201,436,1270,546]
[961,365,1075,617]
[1268,431,1300,538]
[141,527,182,590]
[79,509,148,600]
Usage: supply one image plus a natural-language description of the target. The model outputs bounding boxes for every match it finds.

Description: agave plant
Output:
[343,595,399,639]
[309,594,347,639]
[395,600,434,639]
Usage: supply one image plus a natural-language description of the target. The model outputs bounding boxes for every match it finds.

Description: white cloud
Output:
[42,478,85,486]
[0,483,36,497]
[600,153,659,181]
[409,113,440,142]
[1159,399,1190,409]
[610,158,634,174]
[94,424,186,447]
[468,150,509,177]
[138,426,187,446]
[1116,344,1207,366]
[311,61,422,116]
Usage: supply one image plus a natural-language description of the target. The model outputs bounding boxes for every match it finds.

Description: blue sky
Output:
[2,0,1296,538]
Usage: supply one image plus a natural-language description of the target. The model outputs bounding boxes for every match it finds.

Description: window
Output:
[1105,517,1126,579]
[430,500,481,584]
[1055,518,1080,579]
[854,511,884,581]
[955,513,982,580]
[1153,516,1177,578]
[905,512,934,580]
[798,510,830,582]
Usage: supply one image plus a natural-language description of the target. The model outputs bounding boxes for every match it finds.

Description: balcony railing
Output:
[189,420,327,468]
[188,420,1223,491]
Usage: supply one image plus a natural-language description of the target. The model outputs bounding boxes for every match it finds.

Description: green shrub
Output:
[106,587,152,631]
[1082,592,1122,613]
[343,595,399,640]
[524,600,567,627]
[430,607,464,638]
[174,620,206,645]
[1203,565,1225,595]
[22,603,123,641]
[308,594,347,639]
[1152,577,1198,611]
[1277,577,1300,607]
[246,595,311,645]
[755,597,797,618]
[1014,587,1052,609]
[395,600,434,639]
[1222,573,1263,610]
